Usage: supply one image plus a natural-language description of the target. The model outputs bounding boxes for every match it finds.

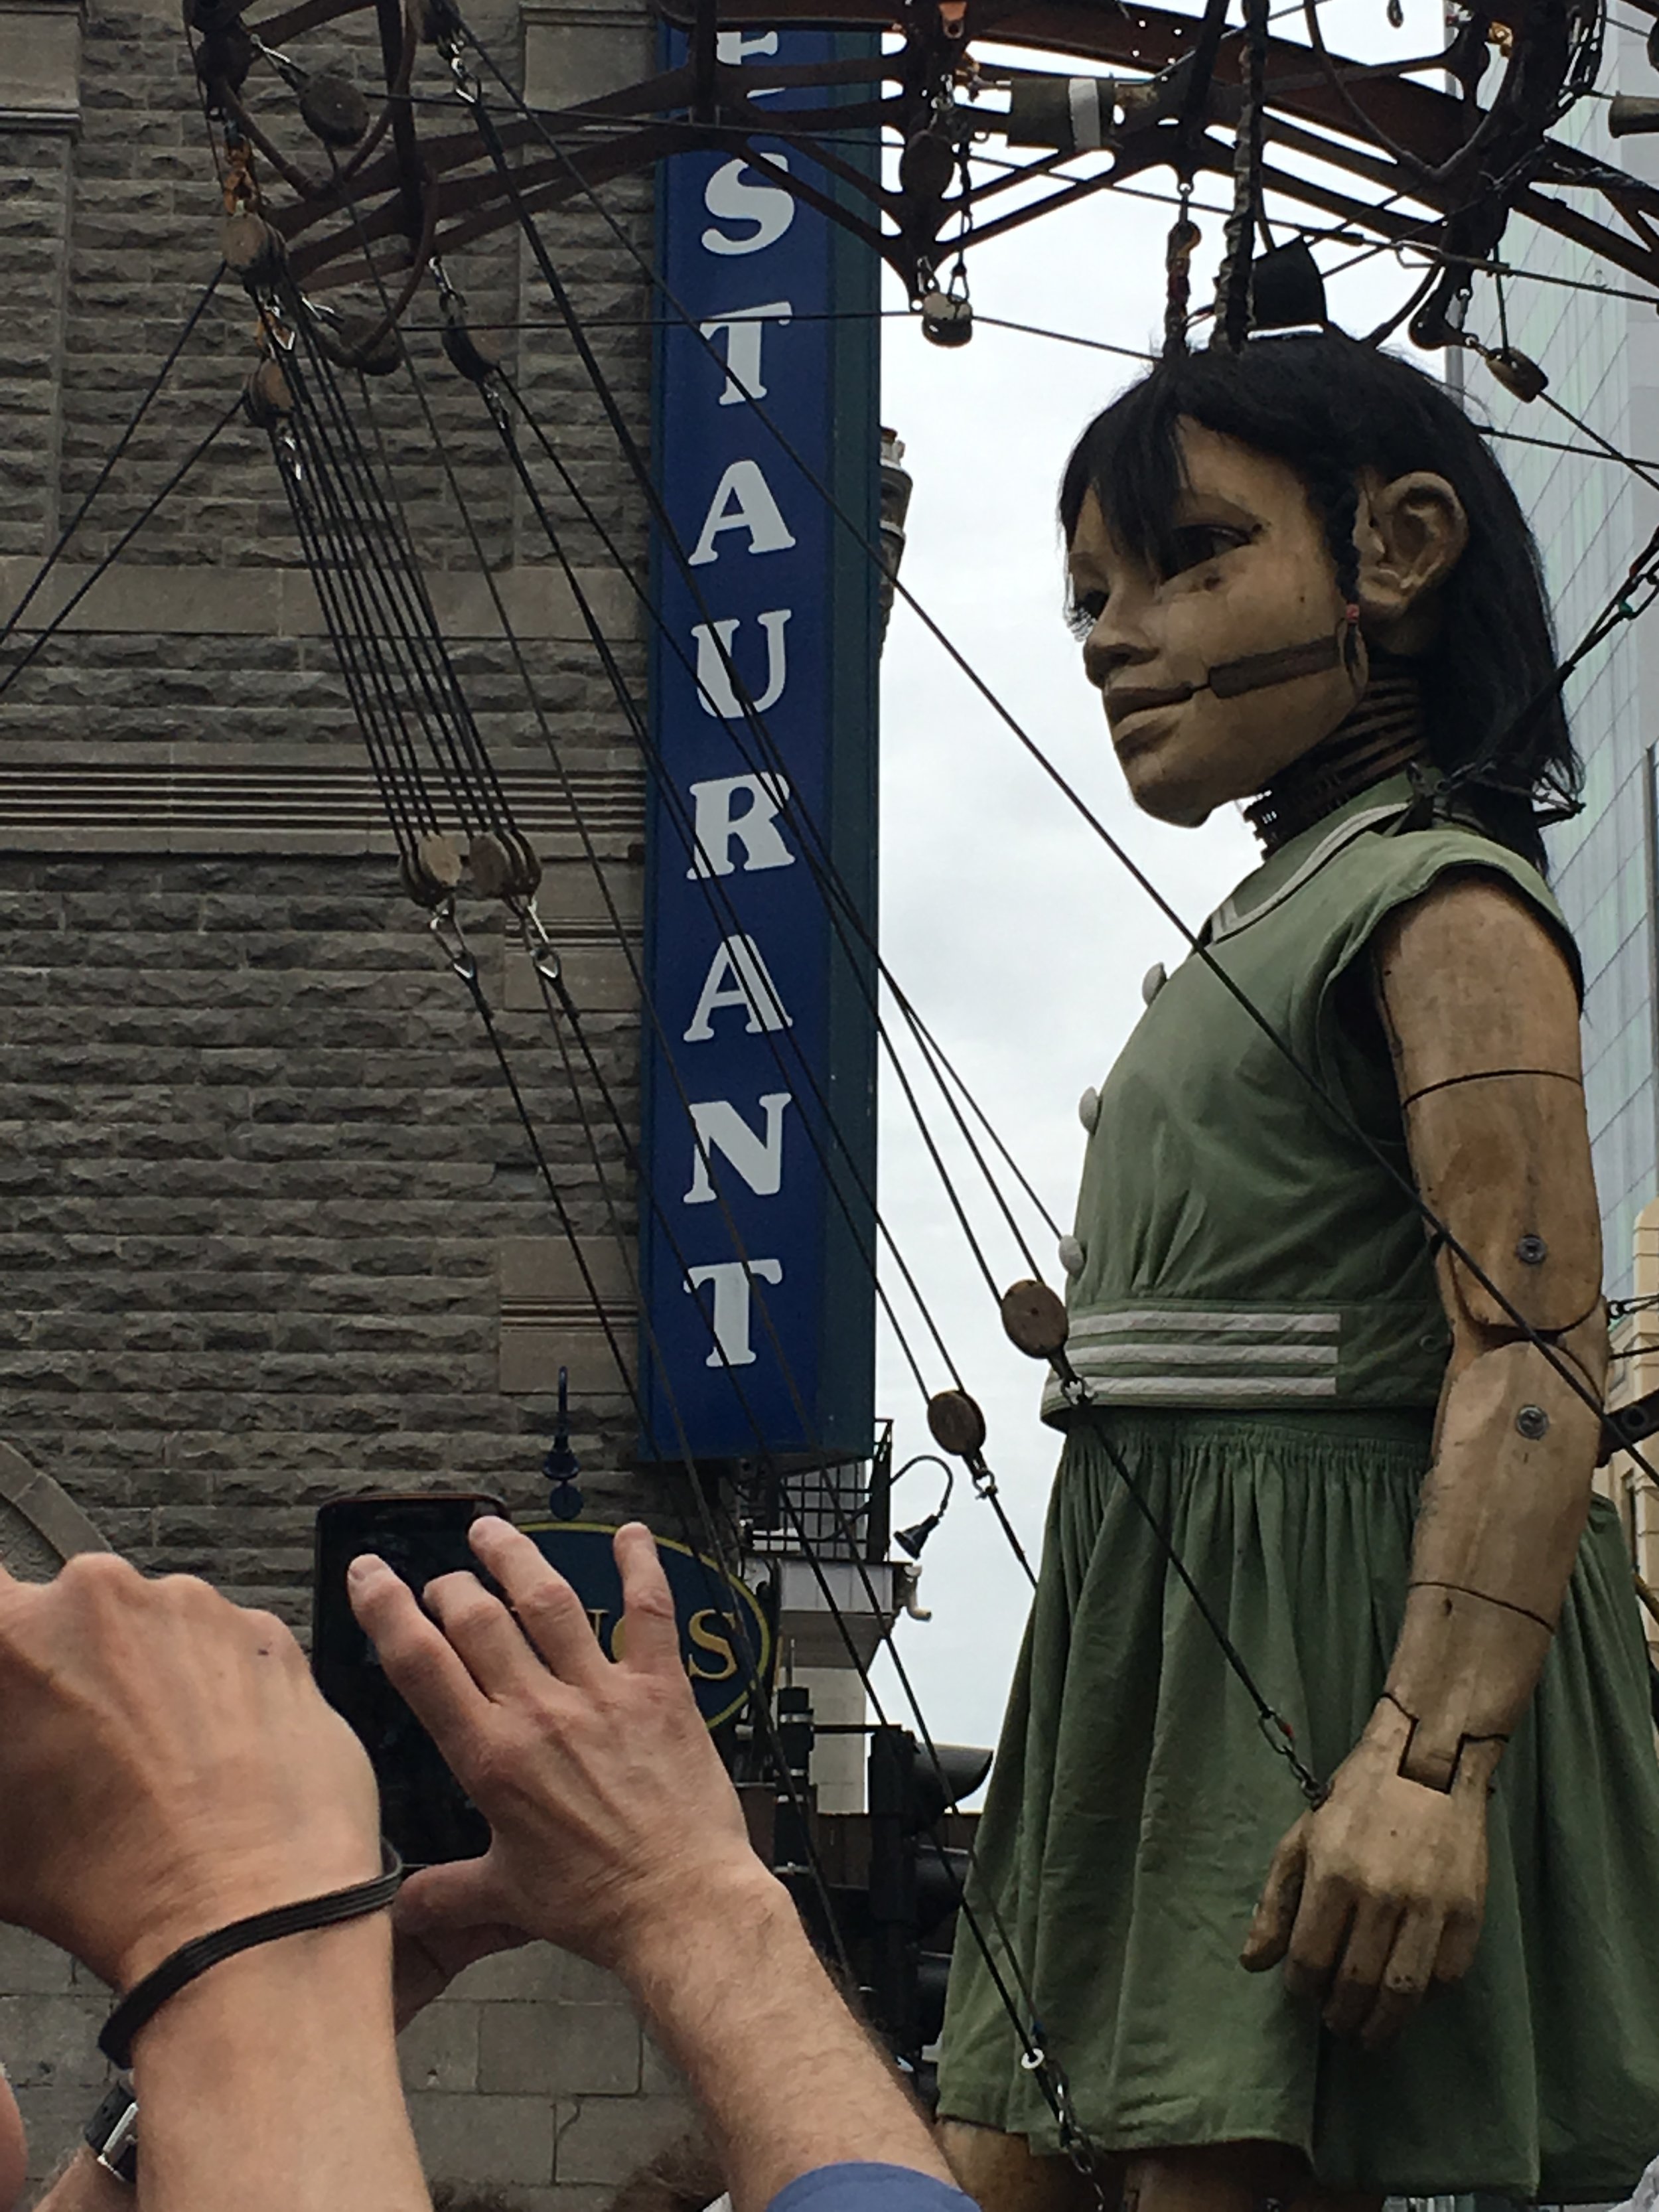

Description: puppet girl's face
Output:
[1068,420,1364,826]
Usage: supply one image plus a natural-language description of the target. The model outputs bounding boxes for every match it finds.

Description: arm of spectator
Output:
[352,1520,962,2212]
[32,2148,131,2212]
[0,1555,430,2212]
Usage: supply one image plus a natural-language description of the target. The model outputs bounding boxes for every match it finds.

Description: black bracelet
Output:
[98,1844,404,2068]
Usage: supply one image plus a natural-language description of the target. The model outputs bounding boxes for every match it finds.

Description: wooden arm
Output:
[1373,871,1607,1790]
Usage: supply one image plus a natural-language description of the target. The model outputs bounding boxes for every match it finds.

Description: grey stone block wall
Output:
[0,0,718,2192]
[0,1925,695,2207]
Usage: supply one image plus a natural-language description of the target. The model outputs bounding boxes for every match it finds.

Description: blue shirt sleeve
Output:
[764,2162,980,2212]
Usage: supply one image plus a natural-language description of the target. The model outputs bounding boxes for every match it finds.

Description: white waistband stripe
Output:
[1069,1309,1340,1340]
[1043,1374,1342,1407]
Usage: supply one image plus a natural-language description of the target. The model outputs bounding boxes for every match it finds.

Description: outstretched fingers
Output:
[613,1522,682,1678]
[467,1517,611,1692]
[349,1553,493,1744]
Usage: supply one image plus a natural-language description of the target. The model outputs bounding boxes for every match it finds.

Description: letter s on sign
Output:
[686,1607,739,1682]
[701,157,795,256]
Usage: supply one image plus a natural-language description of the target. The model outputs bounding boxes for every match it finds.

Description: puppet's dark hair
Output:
[1059,333,1577,867]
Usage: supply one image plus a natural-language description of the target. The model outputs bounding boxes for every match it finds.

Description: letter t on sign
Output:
[699,302,794,404]
[685,1258,784,1367]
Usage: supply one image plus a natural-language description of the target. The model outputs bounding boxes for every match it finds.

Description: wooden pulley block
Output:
[315,314,402,376]
[220,211,287,289]
[193,17,254,95]
[999,1278,1069,1361]
[927,1388,987,1460]
[441,317,500,388]
[416,830,465,893]
[468,831,541,904]
[185,0,244,32]
[1482,345,1548,404]
[899,130,956,200]
[299,70,370,149]
[242,358,294,429]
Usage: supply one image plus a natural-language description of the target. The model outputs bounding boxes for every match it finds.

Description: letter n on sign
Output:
[638,29,879,1465]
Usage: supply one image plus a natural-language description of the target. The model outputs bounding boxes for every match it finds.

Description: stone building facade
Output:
[0,0,709,2193]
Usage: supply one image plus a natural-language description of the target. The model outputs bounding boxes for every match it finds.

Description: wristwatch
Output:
[84,2079,138,2185]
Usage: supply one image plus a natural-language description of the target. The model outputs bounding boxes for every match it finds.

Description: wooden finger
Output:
[1359,1907,1443,2049]
[1240,1815,1309,1971]
[1432,1901,1482,1985]
[1283,1872,1356,2003]
[1321,1897,1404,2039]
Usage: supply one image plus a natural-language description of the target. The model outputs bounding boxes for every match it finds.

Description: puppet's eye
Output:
[1067,589,1107,639]
[1166,524,1250,577]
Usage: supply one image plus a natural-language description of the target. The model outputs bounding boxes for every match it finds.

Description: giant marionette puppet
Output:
[933,328,1659,2212]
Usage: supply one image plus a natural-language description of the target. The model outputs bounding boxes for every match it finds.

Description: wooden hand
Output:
[1240,1699,1489,2048]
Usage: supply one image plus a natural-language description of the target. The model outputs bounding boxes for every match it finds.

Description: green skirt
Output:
[936,1409,1659,2200]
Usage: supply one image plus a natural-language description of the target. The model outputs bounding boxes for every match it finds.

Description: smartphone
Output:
[312,1491,506,1866]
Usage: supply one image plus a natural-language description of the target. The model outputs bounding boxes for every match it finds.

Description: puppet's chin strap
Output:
[1205,624,1347,700]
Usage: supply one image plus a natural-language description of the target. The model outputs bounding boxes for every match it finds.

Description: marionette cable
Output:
[421,92,1059,1304]
[277,154,1074,2093]
[432,912,865,1994]
[444,63,1659,1535]
[0,264,225,651]
[433,2,1659,1715]
[0,398,244,707]
[179,0,1659,2026]
[481,358,1066,1262]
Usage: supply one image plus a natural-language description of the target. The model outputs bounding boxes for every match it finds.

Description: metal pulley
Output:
[469,830,543,904]
[999,1278,1069,1361]
[920,288,973,346]
[299,70,370,148]
[220,210,287,289]
[927,1388,987,1459]
[242,357,294,429]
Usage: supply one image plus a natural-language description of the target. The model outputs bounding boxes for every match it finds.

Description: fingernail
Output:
[347,1554,380,1584]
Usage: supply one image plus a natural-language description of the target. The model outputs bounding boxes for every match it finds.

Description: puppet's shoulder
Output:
[1207,786,1577,1005]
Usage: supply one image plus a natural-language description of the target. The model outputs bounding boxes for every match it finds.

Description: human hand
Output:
[1239,1698,1490,2047]
[350,1518,768,1985]
[0,1555,381,1994]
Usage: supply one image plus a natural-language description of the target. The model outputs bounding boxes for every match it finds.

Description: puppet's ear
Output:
[1354,470,1469,649]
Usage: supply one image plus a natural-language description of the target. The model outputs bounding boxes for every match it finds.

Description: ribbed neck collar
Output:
[1244,655,1425,855]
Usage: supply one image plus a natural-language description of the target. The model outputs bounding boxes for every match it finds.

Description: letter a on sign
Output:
[687,460,796,565]
[684,935,792,1041]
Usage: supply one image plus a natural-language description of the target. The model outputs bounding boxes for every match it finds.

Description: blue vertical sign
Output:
[640,31,880,1463]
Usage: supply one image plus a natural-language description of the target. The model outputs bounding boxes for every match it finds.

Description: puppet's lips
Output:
[1106,684,1194,728]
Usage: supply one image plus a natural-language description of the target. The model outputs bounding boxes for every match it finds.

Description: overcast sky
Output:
[863,0,1497,1763]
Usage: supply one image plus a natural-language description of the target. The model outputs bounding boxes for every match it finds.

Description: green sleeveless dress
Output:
[936,776,1659,2200]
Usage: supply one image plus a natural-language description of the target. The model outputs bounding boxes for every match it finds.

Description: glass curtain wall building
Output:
[1479,31,1659,1298]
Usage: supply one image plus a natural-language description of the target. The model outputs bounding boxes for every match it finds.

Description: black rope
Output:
[0,264,226,650]
[0,398,244,704]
